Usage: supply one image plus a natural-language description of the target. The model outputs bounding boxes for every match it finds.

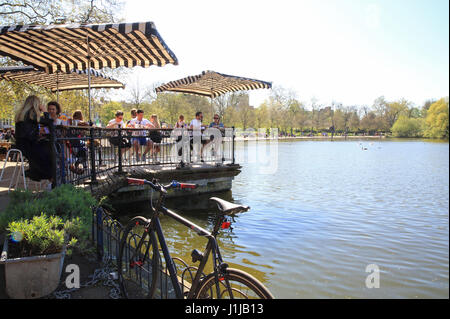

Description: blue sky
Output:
[118,0,449,108]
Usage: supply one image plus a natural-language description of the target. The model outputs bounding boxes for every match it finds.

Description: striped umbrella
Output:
[0,22,178,73]
[0,66,125,92]
[0,22,178,121]
[155,70,272,98]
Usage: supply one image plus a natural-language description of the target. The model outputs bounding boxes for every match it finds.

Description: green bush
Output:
[424,98,449,139]
[0,184,96,232]
[1,184,97,256]
[392,116,424,138]
[7,214,68,257]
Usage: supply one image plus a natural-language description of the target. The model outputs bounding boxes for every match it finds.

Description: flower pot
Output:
[0,237,66,299]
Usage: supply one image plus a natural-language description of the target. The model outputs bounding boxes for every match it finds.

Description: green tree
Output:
[392,115,424,137]
[254,103,269,129]
[424,98,449,139]
[99,101,122,125]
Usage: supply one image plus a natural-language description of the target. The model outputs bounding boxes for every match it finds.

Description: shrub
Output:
[392,116,424,138]
[0,184,96,231]
[0,184,97,256]
[424,98,449,139]
[7,214,67,258]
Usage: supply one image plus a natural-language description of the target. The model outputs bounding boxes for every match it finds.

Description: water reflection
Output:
[113,139,449,298]
[112,190,271,285]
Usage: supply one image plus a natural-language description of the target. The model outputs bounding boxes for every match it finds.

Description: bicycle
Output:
[118,177,274,299]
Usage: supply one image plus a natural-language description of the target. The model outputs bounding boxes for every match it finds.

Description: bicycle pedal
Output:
[130,260,143,268]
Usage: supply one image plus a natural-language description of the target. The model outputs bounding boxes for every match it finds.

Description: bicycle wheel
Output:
[118,216,160,299]
[194,268,274,299]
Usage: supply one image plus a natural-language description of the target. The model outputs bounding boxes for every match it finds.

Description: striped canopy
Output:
[0,22,178,74]
[155,70,272,98]
[0,66,125,92]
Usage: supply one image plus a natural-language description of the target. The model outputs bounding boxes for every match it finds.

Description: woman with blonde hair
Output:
[15,95,45,123]
[15,95,53,182]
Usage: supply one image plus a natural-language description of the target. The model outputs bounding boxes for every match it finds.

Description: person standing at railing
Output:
[175,114,186,128]
[209,114,225,129]
[125,109,138,161]
[67,110,89,175]
[207,114,225,158]
[47,101,63,126]
[189,111,207,162]
[128,110,153,162]
[14,95,53,182]
[126,109,137,126]
[149,114,162,158]
[107,110,131,155]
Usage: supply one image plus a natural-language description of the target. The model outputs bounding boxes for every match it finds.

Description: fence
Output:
[0,119,13,129]
[92,206,202,298]
[52,125,236,186]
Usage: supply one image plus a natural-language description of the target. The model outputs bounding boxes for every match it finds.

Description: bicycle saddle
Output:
[210,197,250,215]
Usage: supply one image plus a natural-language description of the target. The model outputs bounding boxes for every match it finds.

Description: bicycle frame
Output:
[149,193,227,299]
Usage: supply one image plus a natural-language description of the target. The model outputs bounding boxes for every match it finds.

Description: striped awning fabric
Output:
[155,70,272,98]
[0,22,178,74]
[0,66,125,91]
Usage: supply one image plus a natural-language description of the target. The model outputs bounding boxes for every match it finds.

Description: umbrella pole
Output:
[87,36,92,124]
[56,71,59,103]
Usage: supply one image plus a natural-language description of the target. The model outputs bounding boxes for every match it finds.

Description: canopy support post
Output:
[87,36,92,124]
[56,71,59,103]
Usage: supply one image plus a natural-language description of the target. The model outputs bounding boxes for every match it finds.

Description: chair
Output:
[0,149,27,193]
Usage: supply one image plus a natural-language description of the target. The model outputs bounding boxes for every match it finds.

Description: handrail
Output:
[50,126,236,186]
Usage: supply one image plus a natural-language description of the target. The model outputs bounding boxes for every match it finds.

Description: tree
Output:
[360,112,380,133]
[98,100,122,125]
[254,103,269,129]
[392,116,424,138]
[385,99,410,128]
[0,0,124,25]
[424,98,449,139]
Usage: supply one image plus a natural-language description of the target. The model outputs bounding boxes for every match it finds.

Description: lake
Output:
[127,138,449,299]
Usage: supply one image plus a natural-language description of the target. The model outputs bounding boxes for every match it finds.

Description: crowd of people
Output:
[106,109,225,163]
[12,95,226,186]
[12,95,91,184]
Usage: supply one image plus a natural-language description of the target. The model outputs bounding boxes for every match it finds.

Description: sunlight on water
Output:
[123,139,449,298]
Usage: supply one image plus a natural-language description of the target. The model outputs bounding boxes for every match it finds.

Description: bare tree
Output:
[0,0,124,25]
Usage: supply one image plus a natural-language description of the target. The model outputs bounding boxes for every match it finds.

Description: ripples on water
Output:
[127,139,449,298]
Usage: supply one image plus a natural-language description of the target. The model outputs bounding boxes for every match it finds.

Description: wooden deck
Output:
[83,162,241,200]
[0,159,241,212]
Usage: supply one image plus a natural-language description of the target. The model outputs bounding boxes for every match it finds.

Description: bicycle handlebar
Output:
[127,178,198,192]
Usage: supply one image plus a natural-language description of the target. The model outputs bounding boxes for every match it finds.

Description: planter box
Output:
[0,237,66,299]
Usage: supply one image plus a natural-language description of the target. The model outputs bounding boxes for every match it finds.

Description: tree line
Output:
[0,0,448,139]
[1,78,448,140]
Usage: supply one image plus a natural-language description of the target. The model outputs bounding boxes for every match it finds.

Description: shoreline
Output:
[234,135,385,141]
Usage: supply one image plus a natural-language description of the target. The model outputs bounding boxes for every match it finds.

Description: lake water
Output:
[128,138,449,299]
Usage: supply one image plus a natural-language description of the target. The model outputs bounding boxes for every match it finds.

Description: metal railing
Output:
[51,125,236,186]
[92,206,202,298]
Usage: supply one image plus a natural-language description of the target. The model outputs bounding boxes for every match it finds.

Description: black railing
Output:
[51,126,236,186]
[92,206,199,298]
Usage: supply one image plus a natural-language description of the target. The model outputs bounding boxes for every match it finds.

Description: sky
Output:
[116,0,449,109]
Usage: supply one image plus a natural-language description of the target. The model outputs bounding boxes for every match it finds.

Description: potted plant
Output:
[0,214,79,299]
